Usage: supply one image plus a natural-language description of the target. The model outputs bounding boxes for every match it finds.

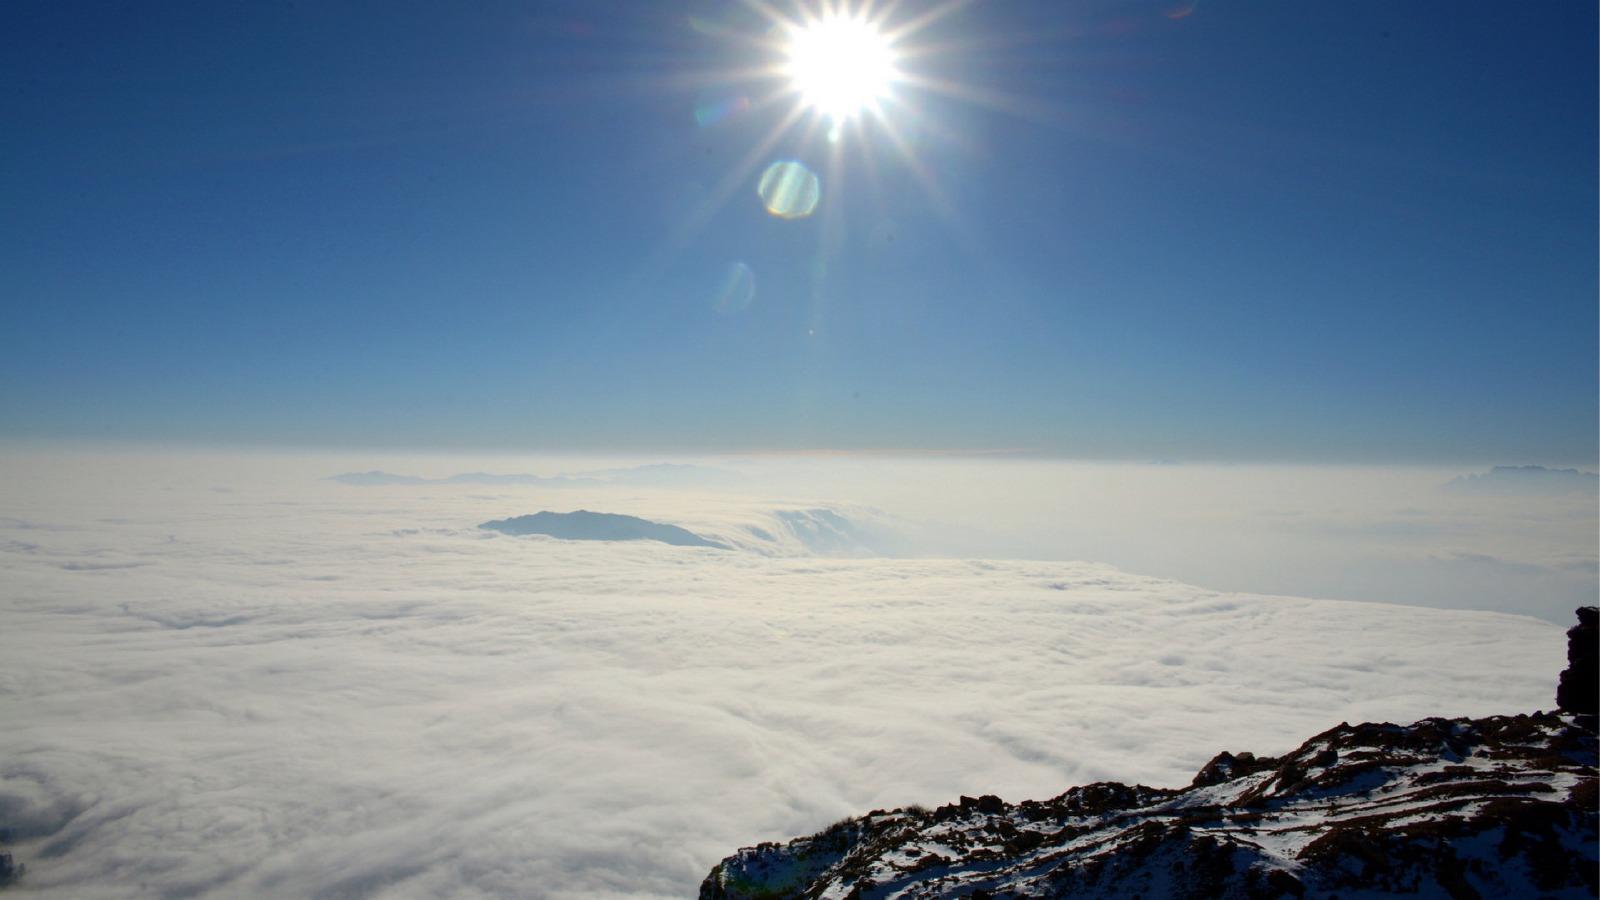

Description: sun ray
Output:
[857,0,891,26]
[634,102,809,286]
[669,0,1082,286]
[875,93,982,156]
[880,0,976,45]
[896,71,1070,127]
[894,26,1084,60]
[872,104,987,261]
[733,0,801,31]
[858,118,893,220]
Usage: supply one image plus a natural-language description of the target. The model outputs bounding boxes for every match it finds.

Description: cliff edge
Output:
[700,608,1599,899]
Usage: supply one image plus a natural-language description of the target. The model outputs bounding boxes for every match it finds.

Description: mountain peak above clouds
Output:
[479,510,725,548]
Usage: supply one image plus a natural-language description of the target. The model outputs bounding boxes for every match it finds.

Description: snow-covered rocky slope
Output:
[701,611,1600,899]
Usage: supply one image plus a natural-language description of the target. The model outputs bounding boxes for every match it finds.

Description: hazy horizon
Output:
[6,436,1599,470]
[5,448,1594,624]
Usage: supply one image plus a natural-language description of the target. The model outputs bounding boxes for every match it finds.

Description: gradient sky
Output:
[3,0,1595,462]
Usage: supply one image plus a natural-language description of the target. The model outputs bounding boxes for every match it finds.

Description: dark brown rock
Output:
[1556,606,1597,716]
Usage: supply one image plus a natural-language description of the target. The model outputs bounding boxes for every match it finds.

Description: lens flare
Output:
[659,0,1011,259]
[713,262,756,313]
[757,160,821,219]
[694,91,751,127]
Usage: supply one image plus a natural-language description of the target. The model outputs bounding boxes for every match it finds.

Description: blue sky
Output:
[2,0,1594,462]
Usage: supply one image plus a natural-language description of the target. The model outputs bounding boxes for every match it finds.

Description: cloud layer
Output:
[0,451,1577,898]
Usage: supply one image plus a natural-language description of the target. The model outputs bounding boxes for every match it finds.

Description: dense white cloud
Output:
[0,451,1579,898]
[715,457,1599,623]
[287,456,1600,620]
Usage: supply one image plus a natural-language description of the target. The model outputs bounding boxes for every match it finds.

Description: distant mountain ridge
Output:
[328,464,738,488]
[1445,465,1598,496]
[465,503,896,558]
[479,510,724,548]
[700,609,1600,899]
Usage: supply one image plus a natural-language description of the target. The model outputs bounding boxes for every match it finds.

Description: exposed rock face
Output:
[1557,606,1597,716]
[701,611,1600,900]
[703,714,1596,899]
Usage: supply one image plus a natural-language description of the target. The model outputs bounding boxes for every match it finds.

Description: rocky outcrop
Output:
[1557,606,1597,716]
[701,610,1600,899]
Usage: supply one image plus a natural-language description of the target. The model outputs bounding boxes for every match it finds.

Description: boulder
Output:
[1556,606,1597,716]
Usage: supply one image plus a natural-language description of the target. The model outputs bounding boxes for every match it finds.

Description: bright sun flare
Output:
[784,15,897,121]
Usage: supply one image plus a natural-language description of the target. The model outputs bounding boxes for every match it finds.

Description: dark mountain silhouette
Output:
[1557,606,1597,716]
[479,510,724,548]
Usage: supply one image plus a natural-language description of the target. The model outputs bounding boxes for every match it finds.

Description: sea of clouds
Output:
[0,449,1587,897]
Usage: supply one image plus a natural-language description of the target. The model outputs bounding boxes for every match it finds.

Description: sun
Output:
[784,14,898,122]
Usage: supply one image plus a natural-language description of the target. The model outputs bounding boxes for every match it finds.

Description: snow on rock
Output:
[702,610,1600,898]
[701,712,1598,899]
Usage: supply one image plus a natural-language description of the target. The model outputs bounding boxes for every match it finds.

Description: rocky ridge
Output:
[701,609,1599,899]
